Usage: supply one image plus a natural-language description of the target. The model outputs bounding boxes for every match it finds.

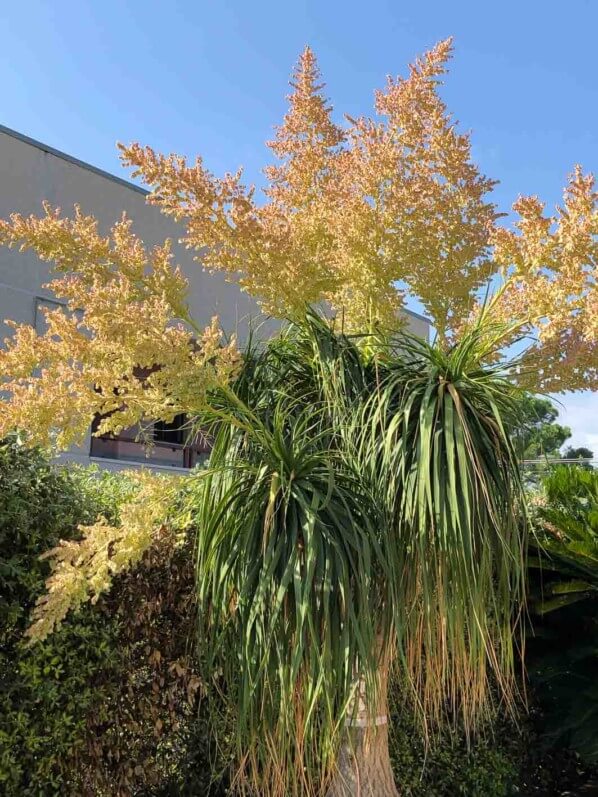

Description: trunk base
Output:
[326,724,399,797]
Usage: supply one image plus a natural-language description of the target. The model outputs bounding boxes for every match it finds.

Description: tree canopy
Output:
[0,39,596,446]
[563,445,595,462]
[514,395,572,460]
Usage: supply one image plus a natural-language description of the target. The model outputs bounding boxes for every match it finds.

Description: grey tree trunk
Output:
[326,661,399,796]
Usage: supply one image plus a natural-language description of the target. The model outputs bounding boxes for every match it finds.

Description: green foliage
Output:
[363,320,526,727]
[531,465,598,610]
[562,445,594,468]
[3,436,598,794]
[512,394,571,460]
[193,311,527,796]
[81,531,229,796]
[194,320,384,795]
[388,709,520,797]
[391,705,598,796]
[390,685,598,796]
[1,619,121,794]
[0,436,222,796]
[0,435,127,636]
[527,466,598,763]
[0,435,127,794]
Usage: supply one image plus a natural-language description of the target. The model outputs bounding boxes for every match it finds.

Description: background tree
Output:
[563,445,595,462]
[513,395,572,460]
[562,445,595,472]
[0,39,596,797]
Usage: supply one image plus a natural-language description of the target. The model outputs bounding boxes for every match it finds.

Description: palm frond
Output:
[355,323,527,731]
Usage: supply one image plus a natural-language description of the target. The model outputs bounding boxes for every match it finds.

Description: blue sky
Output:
[1,0,596,450]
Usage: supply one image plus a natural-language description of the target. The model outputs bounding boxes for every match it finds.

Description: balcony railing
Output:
[90,432,210,469]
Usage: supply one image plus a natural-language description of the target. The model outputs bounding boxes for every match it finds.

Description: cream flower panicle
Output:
[490,166,598,392]
[25,471,185,644]
[120,39,499,337]
[0,205,240,449]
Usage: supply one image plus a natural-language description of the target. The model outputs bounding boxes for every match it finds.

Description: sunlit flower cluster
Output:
[119,40,598,387]
[0,206,240,448]
[25,471,182,643]
[491,167,598,391]
[120,39,497,335]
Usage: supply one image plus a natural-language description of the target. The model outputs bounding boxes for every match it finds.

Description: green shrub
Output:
[77,530,230,796]
[0,435,129,794]
[1,617,121,794]
[0,436,127,635]
[0,437,226,796]
[387,693,521,797]
[389,699,598,796]
[526,466,598,763]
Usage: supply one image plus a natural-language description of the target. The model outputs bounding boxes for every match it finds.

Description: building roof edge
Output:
[0,123,148,196]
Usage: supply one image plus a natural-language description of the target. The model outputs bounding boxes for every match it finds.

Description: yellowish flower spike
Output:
[119,39,499,336]
[0,205,241,449]
[120,39,597,386]
[119,46,345,321]
[25,471,184,644]
[491,166,598,392]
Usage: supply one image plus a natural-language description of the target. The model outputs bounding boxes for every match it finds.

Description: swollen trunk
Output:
[326,661,398,797]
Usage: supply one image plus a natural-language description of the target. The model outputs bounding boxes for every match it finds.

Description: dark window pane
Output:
[153,414,186,445]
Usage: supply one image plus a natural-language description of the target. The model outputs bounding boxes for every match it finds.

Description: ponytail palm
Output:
[0,37,591,797]
[194,313,527,797]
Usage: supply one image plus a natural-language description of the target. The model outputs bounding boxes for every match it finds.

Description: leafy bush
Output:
[388,707,520,796]
[0,437,226,796]
[74,528,229,796]
[0,435,128,635]
[0,435,128,794]
[389,698,598,796]
[527,466,598,763]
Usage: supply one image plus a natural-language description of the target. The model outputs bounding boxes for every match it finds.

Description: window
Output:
[88,363,211,470]
[90,413,210,469]
[153,414,186,445]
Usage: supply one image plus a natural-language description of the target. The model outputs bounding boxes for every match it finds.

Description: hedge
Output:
[0,437,225,796]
